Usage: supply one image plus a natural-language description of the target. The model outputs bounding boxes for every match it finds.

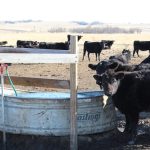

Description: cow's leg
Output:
[88,52,90,61]
[98,53,100,61]
[133,49,140,57]
[127,112,139,145]
[124,114,130,133]
[133,49,136,57]
[82,55,85,61]
[95,53,97,61]
[82,49,86,61]
[136,50,140,57]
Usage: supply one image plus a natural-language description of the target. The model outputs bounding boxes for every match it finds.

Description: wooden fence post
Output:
[70,35,78,150]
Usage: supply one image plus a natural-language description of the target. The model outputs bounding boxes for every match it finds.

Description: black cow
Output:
[93,69,150,144]
[0,41,7,46]
[39,42,69,50]
[39,35,82,50]
[133,41,150,57]
[17,40,39,48]
[100,60,150,77]
[109,49,131,64]
[83,41,104,61]
[107,52,150,73]
[50,42,69,50]
[102,40,114,49]
[88,49,131,75]
[88,49,131,89]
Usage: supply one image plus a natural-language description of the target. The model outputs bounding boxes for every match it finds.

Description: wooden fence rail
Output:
[4,76,70,89]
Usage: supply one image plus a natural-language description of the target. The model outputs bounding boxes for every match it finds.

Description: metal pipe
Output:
[1,65,6,149]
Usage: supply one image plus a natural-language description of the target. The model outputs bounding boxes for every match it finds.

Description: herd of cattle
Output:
[16,35,83,50]
[1,36,150,62]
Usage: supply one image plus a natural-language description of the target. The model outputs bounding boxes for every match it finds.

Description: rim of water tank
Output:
[0,88,105,100]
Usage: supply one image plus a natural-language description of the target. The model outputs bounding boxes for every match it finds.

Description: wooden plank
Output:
[4,76,70,89]
[70,36,78,150]
[0,47,70,54]
[0,53,78,63]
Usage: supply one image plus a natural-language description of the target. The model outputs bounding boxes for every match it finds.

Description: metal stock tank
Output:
[0,89,117,136]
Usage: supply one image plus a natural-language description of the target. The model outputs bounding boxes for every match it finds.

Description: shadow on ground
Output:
[1,128,150,150]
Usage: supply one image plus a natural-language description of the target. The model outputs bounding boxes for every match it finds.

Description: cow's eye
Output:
[111,78,116,83]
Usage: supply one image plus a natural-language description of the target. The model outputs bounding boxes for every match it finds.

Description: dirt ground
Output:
[5,43,149,92]
[1,43,150,149]
[1,115,150,150]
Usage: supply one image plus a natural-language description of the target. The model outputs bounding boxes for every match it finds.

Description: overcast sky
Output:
[0,0,149,23]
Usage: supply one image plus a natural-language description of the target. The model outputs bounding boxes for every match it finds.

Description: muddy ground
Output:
[1,45,150,149]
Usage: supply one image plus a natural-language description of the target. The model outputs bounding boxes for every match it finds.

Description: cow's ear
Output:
[108,62,118,70]
[93,74,102,81]
[88,64,97,70]
[115,73,125,80]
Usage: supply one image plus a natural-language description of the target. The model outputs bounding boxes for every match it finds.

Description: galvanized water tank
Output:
[0,89,117,136]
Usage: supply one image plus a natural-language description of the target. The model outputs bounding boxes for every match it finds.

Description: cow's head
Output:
[97,62,126,96]
[88,60,118,89]
[88,60,112,75]
[100,72,124,96]
[122,49,131,62]
[88,61,109,89]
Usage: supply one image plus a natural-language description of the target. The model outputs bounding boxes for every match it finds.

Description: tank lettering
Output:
[77,112,101,122]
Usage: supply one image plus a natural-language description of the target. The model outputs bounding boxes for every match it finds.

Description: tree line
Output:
[48,26,142,34]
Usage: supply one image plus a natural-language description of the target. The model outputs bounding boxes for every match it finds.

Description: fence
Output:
[0,35,78,150]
